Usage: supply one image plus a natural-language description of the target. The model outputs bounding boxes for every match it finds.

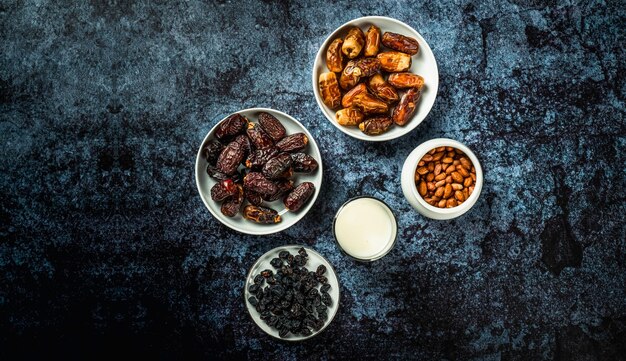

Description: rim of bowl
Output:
[312,15,439,142]
[409,138,483,215]
[332,195,398,262]
[243,245,341,342]
[194,108,323,235]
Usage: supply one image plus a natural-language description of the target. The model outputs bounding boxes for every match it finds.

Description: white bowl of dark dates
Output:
[313,16,439,141]
[195,108,323,235]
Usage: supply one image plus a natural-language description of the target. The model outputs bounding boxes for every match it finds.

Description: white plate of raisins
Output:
[313,16,439,141]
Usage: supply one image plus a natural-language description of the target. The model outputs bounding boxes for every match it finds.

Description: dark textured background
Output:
[1,0,625,359]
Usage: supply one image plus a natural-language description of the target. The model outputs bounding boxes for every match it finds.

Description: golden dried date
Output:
[276,133,308,153]
[246,124,274,150]
[339,60,362,90]
[202,139,224,165]
[392,87,422,126]
[215,113,248,140]
[243,205,281,224]
[318,72,342,109]
[216,140,245,175]
[211,179,238,202]
[354,57,380,77]
[342,83,367,108]
[364,25,381,57]
[245,147,279,169]
[243,172,278,197]
[388,72,424,89]
[382,32,419,55]
[359,116,393,135]
[342,27,365,59]
[221,184,244,217]
[326,38,344,73]
[258,112,286,141]
[291,153,319,173]
[284,182,315,212]
[353,93,389,115]
[262,153,293,180]
[263,179,294,202]
[368,74,399,104]
[336,107,364,126]
[376,51,412,72]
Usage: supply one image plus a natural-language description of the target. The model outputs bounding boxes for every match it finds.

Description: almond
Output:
[416,166,428,175]
[435,173,446,181]
[434,187,444,198]
[454,190,465,202]
[443,184,452,198]
[451,183,463,190]
[464,177,473,187]
[426,173,434,182]
[418,181,427,196]
[442,157,454,164]
[434,164,442,176]
[422,154,433,162]
[438,199,446,208]
[451,172,464,183]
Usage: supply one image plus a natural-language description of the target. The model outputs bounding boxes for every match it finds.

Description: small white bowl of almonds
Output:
[401,139,483,220]
[312,16,439,141]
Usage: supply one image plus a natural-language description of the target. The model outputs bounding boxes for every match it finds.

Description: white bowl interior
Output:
[195,108,323,235]
[244,245,340,341]
[312,16,439,142]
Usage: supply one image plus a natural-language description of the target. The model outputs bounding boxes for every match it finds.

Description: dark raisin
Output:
[316,265,327,276]
[321,293,332,306]
[248,284,260,294]
[313,294,321,306]
[294,255,303,267]
[279,327,289,338]
[270,258,283,269]
[300,327,312,336]
[318,310,328,321]
[320,284,331,293]
[248,296,258,307]
[254,274,264,285]
[261,269,273,278]
[279,250,290,259]
[307,288,318,299]
[267,276,277,285]
[298,247,308,258]
[317,275,328,284]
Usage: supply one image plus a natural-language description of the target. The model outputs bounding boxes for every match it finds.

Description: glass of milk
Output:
[333,196,398,262]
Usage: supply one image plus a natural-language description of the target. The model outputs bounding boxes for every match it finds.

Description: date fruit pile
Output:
[247,248,333,338]
[203,112,318,223]
[415,147,477,208]
[319,25,425,135]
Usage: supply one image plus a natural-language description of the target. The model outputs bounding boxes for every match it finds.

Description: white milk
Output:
[334,197,397,260]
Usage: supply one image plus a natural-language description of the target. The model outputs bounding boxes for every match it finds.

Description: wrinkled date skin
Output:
[243,172,278,197]
[335,107,364,126]
[392,87,422,126]
[382,32,420,55]
[245,147,279,169]
[262,153,293,180]
[359,116,393,135]
[246,124,274,150]
[244,189,264,206]
[341,83,368,108]
[276,133,308,153]
[368,74,399,104]
[354,57,380,77]
[210,179,238,202]
[291,153,319,173]
[202,139,224,165]
[258,112,286,141]
[339,60,362,90]
[376,51,412,73]
[318,72,342,109]
[234,134,252,159]
[216,140,245,175]
[388,72,425,89]
[207,164,234,181]
[325,38,344,73]
[221,184,244,217]
[243,205,281,224]
[284,182,315,212]
[215,113,248,140]
[342,27,365,59]
[353,93,389,115]
[263,179,294,202]
[364,25,381,57]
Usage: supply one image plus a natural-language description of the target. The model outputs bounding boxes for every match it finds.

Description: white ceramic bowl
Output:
[312,16,439,142]
[401,138,483,220]
[244,245,340,341]
[195,108,323,235]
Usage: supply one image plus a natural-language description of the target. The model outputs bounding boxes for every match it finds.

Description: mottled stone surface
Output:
[1,0,625,359]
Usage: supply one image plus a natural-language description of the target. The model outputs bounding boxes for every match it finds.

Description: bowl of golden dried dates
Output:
[313,16,439,141]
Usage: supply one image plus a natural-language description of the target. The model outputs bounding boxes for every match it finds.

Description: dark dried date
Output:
[246,124,274,150]
[263,179,294,202]
[283,182,315,212]
[243,205,281,224]
[245,189,264,206]
[392,87,422,126]
[291,153,318,173]
[201,139,224,165]
[358,116,393,135]
[258,112,286,141]
[221,184,243,217]
[215,113,247,140]
[243,172,278,197]
[276,133,308,153]
[210,179,238,202]
[245,147,279,169]
[262,153,293,180]
[216,140,245,175]
[382,32,420,55]
[206,164,230,181]
[234,134,252,159]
